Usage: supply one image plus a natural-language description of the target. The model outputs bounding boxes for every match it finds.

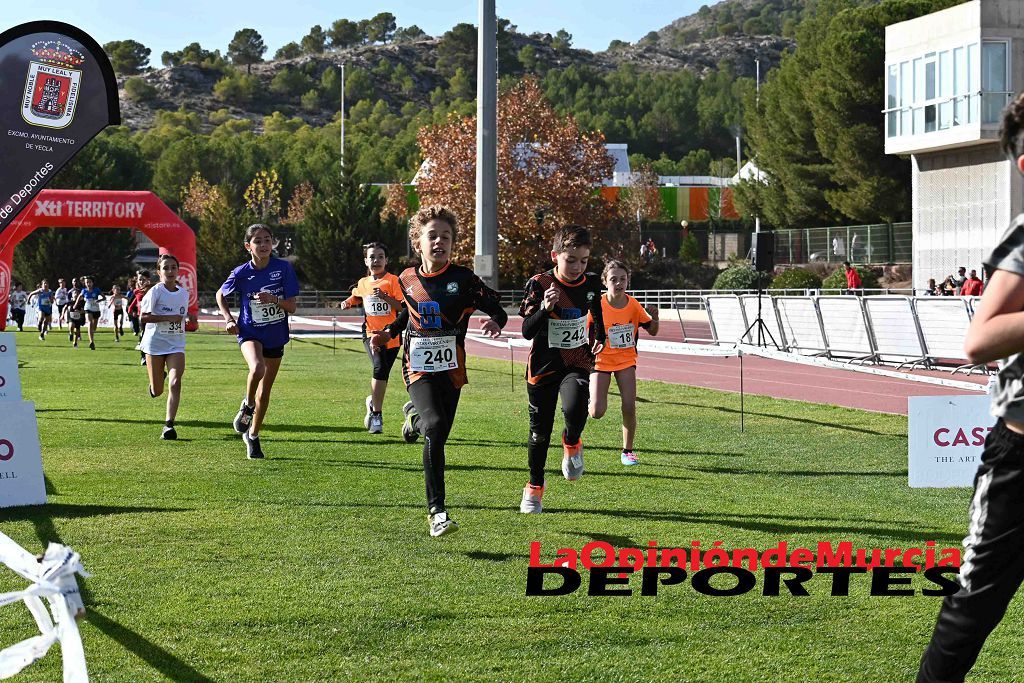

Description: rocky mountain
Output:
[117,3,797,133]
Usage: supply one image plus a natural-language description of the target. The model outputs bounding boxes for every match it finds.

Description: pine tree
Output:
[294,157,387,290]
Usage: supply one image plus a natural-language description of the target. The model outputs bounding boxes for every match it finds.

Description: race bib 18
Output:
[608,323,635,349]
[251,299,285,325]
[409,335,457,373]
[548,317,587,350]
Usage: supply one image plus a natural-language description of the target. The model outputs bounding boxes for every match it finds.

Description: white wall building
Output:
[885,0,1023,282]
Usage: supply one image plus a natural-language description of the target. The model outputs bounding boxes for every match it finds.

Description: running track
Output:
[203,314,988,416]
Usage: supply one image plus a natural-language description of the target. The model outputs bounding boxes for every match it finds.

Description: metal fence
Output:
[198,287,919,311]
[771,222,912,266]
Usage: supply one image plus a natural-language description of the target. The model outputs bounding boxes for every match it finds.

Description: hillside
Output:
[116,15,795,133]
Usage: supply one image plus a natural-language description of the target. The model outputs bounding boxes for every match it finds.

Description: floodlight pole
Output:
[340,63,346,174]
[475,0,499,289]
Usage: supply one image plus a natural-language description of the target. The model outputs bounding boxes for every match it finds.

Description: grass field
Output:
[0,329,1020,682]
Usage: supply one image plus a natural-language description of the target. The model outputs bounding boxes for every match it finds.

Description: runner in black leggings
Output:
[370,205,506,537]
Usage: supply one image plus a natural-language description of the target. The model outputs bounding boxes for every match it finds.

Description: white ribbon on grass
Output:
[0,532,89,681]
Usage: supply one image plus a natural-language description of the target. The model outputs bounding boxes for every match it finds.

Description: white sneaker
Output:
[429,511,459,537]
[561,436,584,481]
[368,412,383,434]
[364,395,373,430]
[520,482,544,514]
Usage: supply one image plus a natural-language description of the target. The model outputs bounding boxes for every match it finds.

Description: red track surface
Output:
[466,318,986,416]
[208,314,988,416]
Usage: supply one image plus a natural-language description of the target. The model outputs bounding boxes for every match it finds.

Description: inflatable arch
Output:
[0,189,198,331]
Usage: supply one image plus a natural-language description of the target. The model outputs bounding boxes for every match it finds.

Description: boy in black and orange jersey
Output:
[370,205,507,537]
[518,225,605,514]
[341,242,404,435]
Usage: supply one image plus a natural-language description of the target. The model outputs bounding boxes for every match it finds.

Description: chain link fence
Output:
[772,222,912,266]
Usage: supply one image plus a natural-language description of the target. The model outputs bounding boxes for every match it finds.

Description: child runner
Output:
[67,293,85,347]
[140,255,192,440]
[75,277,104,350]
[127,271,151,364]
[917,89,1024,682]
[108,285,127,342]
[587,260,659,466]
[340,242,404,435]
[369,206,506,537]
[216,224,299,460]
[27,281,54,341]
[53,278,69,329]
[8,283,27,332]
[518,225,605,514]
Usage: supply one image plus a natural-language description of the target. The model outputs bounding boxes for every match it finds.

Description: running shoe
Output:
[428,510,459,537]
[402,401,419,443]
[369,412,383,435]
[161,426,177,440]
[233,400,255,433]
[73,340,78,348]
[148,385,157,398]
[620,450,639,466]
[140,355,147,366]
[38,333,44,341]
[134,342,142,351]
[520,482,545,514]
[561,433,584,481]
[364,395,373,430]
[89,342,95,350]
[243,431,265,459]
[68,332,73,342]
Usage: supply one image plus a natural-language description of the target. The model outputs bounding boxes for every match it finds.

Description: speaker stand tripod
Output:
[742,273,780,349]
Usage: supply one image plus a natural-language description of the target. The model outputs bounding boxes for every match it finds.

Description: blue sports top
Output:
[35,290,53,309]
[220,257,300,349]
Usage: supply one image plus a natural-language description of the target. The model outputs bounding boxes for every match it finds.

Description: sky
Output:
[2,1,723,62]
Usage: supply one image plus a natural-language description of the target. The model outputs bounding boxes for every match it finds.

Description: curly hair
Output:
[408,205,459,252]
[601,259,630,281]
[552,225,591,253]
[1000,90,1024,162]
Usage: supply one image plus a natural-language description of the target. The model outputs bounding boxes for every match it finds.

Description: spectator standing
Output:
[961,269,985,296]
[921,278,937,296]
[843,261,862,292]
[953,266,967,294]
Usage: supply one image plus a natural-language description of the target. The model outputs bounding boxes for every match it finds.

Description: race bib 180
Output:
[548,317,587,350]
[364,295,390,316]
[409,335,457,373]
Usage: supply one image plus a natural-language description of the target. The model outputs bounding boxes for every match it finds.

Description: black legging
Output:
[526,369,590,487]
[407,373,461,514]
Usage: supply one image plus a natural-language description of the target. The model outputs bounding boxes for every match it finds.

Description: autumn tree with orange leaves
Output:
[416,77,621,282]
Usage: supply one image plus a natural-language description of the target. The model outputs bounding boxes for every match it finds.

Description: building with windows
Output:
[885,0,1022,283]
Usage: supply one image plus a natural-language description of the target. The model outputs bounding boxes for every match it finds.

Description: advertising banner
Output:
[0,21,120,236]
[908,394,991,487]
[0,400,46,507]
[0,332,20,401]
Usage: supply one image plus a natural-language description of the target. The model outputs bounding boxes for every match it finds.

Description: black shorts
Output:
[69,316,84,328]
[363,338,400,381]
[86,310,100,320]
[239,338,285,359]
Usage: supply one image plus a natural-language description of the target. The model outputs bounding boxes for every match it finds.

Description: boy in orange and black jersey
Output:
[518,225,605,514]
[372,205,506,537]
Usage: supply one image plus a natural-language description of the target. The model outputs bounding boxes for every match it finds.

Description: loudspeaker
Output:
[752,232,775,273]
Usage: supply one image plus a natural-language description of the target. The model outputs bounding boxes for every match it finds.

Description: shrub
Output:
[821,265,879,292]
[213,72,259,105]
[630,258,719,290]
[123,77,157,102]
[713,264,770,290]
[768,267,822,291]
[678,234,701,264]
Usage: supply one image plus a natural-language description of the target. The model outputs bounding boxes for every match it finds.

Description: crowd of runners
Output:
[5,272,153,351]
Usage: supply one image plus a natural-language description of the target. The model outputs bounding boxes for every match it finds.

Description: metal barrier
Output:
[704,293,984,373]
